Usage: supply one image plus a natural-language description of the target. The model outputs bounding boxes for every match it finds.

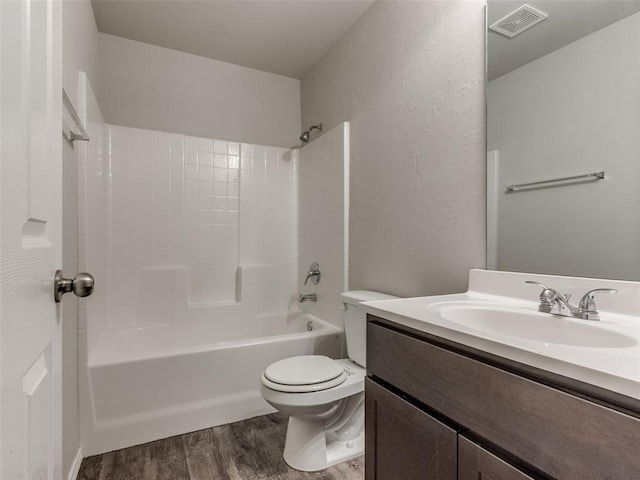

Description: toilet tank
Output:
[341,290,399,367]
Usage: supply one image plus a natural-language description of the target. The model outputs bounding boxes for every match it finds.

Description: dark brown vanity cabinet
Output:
[365,317,640,480]
[365,378,532,480]
[365,378,457,479]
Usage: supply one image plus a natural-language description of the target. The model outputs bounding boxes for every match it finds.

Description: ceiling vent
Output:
[489,4,548,39]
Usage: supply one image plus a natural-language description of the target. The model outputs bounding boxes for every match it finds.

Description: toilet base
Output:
[283,417,364,472]
[282,393,364,472]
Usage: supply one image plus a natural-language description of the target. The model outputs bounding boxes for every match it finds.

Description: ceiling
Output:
[488,0,640,80]
[91,0,375,79]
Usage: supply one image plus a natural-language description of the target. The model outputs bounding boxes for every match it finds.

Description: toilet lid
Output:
[261,370,348,393]
[263,355,344,386]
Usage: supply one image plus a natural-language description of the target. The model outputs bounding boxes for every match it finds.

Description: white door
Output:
[0,0,63,479]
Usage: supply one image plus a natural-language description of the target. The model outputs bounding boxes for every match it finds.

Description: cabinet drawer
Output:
[368,321,640,480]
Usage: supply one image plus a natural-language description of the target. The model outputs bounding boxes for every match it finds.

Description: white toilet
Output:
[260,290,398,472]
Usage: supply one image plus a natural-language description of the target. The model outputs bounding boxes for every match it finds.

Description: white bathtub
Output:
[82,313,343,455]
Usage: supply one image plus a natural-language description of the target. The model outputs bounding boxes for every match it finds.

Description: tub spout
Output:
[298,293,317,303]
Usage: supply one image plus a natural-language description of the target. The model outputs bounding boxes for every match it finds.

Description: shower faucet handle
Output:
[304,262,321,285]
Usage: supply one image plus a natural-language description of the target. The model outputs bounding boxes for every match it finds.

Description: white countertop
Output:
[362,269,640,401]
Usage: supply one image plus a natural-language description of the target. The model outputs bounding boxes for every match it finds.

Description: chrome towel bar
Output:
[62,88,89,143]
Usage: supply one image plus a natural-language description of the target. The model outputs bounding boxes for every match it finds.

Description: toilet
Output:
[260,290,399,472]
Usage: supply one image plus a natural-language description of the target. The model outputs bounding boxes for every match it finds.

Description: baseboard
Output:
[66,447,83,480]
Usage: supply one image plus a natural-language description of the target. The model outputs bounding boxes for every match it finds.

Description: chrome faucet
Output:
[304,262,321,285]
[526,281,616,321]
[298,293,317,303]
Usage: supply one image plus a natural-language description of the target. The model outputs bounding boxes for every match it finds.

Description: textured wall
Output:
[97,33,301,148]
[301,1,486,297]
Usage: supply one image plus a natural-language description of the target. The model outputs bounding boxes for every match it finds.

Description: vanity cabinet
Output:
[366,317,640,480]
[365,378,532,480]
[364,378,456,479]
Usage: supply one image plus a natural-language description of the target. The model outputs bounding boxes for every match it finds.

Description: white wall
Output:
[298,123,349,328]
[97,33,301,148]
[61,0,100,475]
[301,1,487,298]
[63,0,100,100]
[488,12,640,280]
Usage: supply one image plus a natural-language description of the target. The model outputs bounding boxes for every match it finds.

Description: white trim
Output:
[66,447,83,480]
[342,121,350,291]
[486,150,499,270]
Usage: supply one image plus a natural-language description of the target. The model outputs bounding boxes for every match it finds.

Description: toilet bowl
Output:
[261,357,366,471]
[260,290,399,472]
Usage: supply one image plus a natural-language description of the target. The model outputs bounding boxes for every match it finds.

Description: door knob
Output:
[54,270,94,303]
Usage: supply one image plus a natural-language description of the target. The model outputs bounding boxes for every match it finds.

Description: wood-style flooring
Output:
[77,413,364,480]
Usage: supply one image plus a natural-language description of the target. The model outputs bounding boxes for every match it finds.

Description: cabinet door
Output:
[365,378,456,480]
[459,436,536,480]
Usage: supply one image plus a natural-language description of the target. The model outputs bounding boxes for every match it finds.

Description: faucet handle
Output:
[525,281,551,291]
[304,262,321,285]
[578,288,617,312]
[525,281,558,312]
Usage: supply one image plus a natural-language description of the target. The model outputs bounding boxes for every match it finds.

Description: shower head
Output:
[299,123,323,143]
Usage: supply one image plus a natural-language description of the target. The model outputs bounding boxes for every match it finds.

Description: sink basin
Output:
[428,302,637,348]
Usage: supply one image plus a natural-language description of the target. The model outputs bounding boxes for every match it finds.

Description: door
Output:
[365,378,457,480]
[458,436,536,480]
[0,0,63,479]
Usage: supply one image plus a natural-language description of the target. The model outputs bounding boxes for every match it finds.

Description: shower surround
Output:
[76,74,350,454]
[103,126,294,327]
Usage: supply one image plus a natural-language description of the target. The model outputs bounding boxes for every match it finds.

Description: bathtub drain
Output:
[306,320,314,331]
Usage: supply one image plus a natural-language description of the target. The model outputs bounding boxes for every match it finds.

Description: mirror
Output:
[487,0,640,281]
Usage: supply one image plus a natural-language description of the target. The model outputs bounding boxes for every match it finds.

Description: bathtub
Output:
[81,312,343,455]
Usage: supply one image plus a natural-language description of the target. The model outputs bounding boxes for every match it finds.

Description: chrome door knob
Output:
[54,270,94,303]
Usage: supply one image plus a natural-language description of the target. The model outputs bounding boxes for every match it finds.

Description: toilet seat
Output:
[262,355,348,393]
[260,359,365,409]
[261,371,348,393]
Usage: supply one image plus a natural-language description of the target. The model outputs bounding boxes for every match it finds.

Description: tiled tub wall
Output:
[104,126,297,329]
[238,145,297,317]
